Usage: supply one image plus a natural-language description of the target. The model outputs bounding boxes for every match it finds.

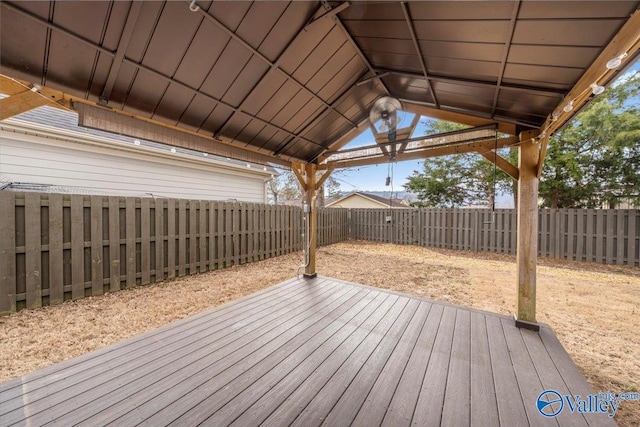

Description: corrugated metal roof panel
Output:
[1,0,638,162]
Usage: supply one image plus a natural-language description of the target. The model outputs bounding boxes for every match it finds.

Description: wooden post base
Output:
[514,315,540,332]
[303,273,318,279]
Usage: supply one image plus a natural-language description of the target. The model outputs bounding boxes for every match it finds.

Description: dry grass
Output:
[1,242,638,425]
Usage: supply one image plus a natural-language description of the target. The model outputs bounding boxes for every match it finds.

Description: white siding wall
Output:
[0,126,270,202]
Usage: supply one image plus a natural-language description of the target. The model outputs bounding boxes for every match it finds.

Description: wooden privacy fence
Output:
[349,208,640,266]
[2,192,638,314]
[0,192,348,313]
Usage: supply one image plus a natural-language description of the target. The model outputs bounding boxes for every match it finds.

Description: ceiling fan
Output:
[369,96,403,142]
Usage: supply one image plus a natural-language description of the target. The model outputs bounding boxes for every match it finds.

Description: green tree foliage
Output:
[404,120,515,207]
[539,72,640,208]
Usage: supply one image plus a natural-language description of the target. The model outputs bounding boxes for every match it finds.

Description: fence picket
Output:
[48,194,64,305]
[155,198,164,281]
[199,201,208,273]
[90,196,104,296]
[189,200,197,274]
[125,198,136,287]
[70,195,84,300]
[109,197,121,291]
[167,199,176,279]
[141,198,151,285]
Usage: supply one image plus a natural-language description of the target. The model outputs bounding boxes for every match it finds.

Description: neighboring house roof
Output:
[326,192,409,209]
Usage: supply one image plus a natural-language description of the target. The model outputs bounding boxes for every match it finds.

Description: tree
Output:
[539,72,640,208]
[266,170,301,204]
[266,169,343,205]
[404,120,515,207]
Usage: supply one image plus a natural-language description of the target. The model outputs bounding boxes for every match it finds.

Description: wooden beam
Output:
[542,9,640,137]
[73,100,292,166]
[477,150,519,181]
[0,76,33,96]
[319,136,519,169]
[516,130,540,327]
[403,101,517,135]
[304,163,318,278]
[398,114,422,153]
[536,134,550,178]
[0,86,64,120]
[291,162,308,192]
[315,165,335,192]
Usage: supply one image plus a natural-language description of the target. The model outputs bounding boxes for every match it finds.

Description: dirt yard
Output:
[1,241,638,426]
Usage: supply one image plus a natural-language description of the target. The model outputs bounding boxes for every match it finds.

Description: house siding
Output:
[328,195,387,208]
[0,125,269,203]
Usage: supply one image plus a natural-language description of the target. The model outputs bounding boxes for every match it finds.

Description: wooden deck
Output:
[0,276,614,426]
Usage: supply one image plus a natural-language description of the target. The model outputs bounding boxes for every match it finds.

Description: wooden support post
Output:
[304,163,318,278]
[516,130,540,330]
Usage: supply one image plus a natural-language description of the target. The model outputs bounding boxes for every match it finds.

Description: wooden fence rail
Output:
[0,192,347,313]
[2,192,638,314]
[349,208,640,267]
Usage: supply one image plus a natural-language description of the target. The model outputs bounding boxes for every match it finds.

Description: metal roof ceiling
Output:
[1,1,639,164]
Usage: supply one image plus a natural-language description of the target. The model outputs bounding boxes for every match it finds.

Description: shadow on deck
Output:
[0,276,614,426]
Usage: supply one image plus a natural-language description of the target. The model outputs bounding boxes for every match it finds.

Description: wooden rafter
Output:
[542,9,640,138]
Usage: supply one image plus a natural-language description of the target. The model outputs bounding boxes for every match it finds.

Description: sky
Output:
[332,58,640,197]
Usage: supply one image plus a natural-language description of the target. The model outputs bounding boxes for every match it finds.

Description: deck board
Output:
[0,276,615,427]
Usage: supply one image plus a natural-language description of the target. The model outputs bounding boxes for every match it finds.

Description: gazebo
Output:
[1,1,638,425]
